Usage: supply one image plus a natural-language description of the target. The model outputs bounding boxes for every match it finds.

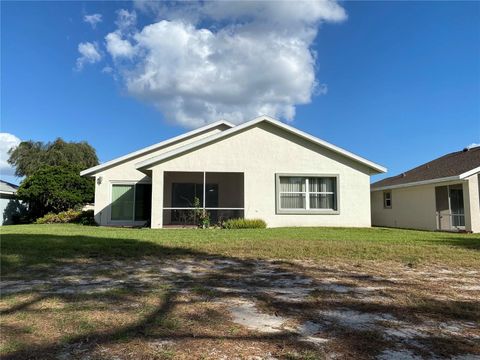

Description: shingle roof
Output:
[0,180,19,194]
[372,146,480,189]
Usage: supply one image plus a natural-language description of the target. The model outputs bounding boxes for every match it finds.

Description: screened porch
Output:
[162,171,244,227]
[435,184,465,231]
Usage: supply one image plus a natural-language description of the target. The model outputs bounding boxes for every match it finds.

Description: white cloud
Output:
[105,32,135,59]
[83,13,103,29]
[115,9,137,31]
[467,143,480,149]
[103,1,347,127]
[76,42,102,70]
[102,66,113,74]
[0,133,21,177]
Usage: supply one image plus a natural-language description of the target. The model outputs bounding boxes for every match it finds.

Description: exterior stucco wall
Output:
[92,126,226,225]
[0,195,26,225]
[463,174,480,233]
[149,123,373,228]
[0,196,14,225]
[371,185,437,231]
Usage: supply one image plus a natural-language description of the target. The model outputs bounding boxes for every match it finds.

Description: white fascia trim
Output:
[80,120,234,177]
[135,115,387,173]
[459,166,480,179]
[371,175,462,192]
[0,190,16,195]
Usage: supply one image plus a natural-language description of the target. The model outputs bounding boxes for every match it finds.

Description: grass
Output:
[1,224,479,275]
[0,224,479,359]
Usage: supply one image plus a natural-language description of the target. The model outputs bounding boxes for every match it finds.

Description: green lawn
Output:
[1,224,479,359]
[1,224,479,275]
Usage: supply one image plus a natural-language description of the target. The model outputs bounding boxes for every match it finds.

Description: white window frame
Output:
[275,174,339,215]
[383,191,392,209]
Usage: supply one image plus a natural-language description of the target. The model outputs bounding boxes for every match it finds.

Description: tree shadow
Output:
[2,199,28,225]
[1,233,206,277]
[428,235,480,251]
[1,232,479,359]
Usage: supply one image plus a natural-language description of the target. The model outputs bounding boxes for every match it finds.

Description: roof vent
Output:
[463,148,469,152]
[401,173,406,177]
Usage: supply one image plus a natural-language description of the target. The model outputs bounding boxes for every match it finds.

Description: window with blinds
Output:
[277,175,338,212]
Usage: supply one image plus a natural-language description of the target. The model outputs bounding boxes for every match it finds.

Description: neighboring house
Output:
[0,180,25,225]
[371,146,480,233]
[81,116,386,228]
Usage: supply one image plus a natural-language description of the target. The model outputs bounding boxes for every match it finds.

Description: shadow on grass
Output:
[431,235,480,251]
[1,233,479,359]
[0,233,205,277]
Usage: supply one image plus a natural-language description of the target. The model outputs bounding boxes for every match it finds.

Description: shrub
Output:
[35,209,96,225]
[193,197,210,228]
[222,218,267,229]
[75,210,96,226]
[36,209,80,224]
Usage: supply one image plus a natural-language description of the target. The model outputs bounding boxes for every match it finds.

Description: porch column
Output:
[203,171,206,209]
[463,174,480,233]
[151,169,164,229]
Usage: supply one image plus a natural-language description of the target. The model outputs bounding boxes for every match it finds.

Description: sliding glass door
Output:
[111,185,134,221]
[134,183,152,221]
[111,183,151,223]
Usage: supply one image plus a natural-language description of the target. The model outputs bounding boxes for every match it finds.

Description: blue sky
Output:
[1,1,479,185]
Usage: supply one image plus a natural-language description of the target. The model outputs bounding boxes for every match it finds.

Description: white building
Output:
[81,116,386,228]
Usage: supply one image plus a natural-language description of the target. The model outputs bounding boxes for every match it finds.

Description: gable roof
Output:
[135,115,387,174]
[0,180,18,195]
[371,146,480,191]
[80,120,234,177]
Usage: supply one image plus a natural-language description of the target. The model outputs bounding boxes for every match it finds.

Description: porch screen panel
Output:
[279,177,305,209]
[135,184,152,221]
[111,185,134,221]
[205,184,219,207]
[450,187,465,227]
[172,183,203,207]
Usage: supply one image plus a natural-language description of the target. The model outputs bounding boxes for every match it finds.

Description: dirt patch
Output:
[227,299,287,333]
[1,257,479,359]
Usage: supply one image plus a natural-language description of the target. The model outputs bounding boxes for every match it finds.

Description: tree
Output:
[16,165,94,219]
[8,138,99,177]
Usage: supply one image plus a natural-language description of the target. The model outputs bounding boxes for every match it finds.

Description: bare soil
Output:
[1,256,479,359]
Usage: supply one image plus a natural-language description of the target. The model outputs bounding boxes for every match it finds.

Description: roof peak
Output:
[135,115,386,173]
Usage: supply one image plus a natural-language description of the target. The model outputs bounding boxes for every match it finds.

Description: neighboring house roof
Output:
[80,120,234,177]
[371,146,480,191]
[135,115,387,174]
[0,180,18,195]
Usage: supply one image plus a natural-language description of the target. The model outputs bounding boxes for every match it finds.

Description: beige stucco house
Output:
[371,146,480,233]
[81,116,386,228]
